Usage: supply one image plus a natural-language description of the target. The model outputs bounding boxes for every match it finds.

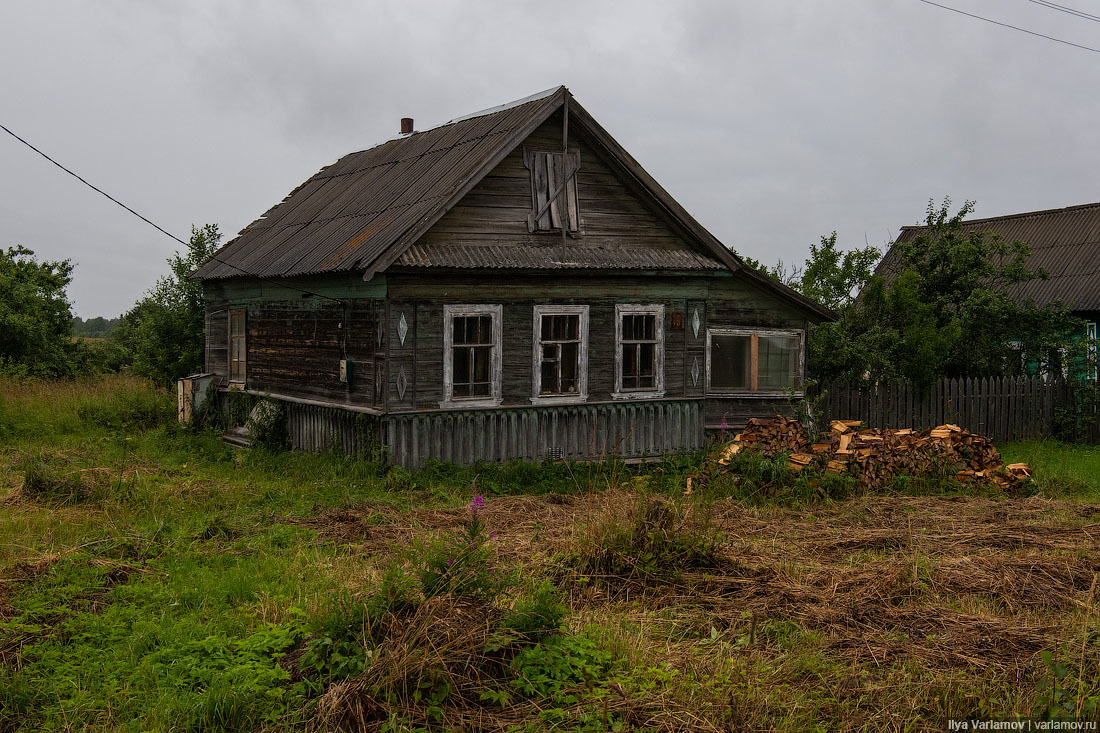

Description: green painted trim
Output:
[204,273,388,303]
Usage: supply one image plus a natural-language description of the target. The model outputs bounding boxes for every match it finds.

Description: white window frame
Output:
[705,327,805,398]
[441,304,503,409]
[613,303,665,400]
[531,305,589,405]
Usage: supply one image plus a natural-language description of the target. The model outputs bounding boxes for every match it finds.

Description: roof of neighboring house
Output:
[876,201,1100,313]
[193,86,835,320]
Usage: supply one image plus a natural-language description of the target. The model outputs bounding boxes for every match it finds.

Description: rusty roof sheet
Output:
[876,202,1100,313]
[193,89,563,280]
[396,243,725,270]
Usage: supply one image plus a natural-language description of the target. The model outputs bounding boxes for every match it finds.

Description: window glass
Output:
[758,335,801,390]
[709,334,751,390]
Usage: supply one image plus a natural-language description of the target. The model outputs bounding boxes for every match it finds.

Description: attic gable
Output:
[396,111,729,271]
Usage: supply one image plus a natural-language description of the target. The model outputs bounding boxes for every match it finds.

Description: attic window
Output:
[524,148,579,233]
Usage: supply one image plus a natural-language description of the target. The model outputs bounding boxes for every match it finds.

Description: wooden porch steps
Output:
[222,426,252,449]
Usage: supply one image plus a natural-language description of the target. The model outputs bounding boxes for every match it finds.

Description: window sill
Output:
[611,390,666,401]
[706,390,804,399]
[529,394,588,406]
[438,398,502,410]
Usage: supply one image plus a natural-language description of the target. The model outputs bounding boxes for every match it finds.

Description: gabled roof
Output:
[877,201,1100,313]
[192,86,835,320]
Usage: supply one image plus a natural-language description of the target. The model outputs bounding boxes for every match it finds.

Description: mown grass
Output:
[2,375,1099,731]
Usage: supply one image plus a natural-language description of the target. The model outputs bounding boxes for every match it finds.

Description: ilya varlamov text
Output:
[947,721,1097,731]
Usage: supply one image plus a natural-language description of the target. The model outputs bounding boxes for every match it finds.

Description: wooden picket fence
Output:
[809,376,1100,444]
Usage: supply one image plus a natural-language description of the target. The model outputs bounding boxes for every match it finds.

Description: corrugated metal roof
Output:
[396,243,725,270]
[876,202,1100,312]
[190,86,836,322]
[193,89,564,279]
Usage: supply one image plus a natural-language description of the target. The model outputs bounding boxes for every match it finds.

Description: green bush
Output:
[500,581,568,643]
[570,495,722,583]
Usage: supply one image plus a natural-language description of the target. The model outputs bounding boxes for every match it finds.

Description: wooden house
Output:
[191,86,835,467]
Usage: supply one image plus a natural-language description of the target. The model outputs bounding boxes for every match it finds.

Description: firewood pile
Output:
[716,417,1032,491]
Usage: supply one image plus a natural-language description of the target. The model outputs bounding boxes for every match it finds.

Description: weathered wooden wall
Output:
[385,272,810,428]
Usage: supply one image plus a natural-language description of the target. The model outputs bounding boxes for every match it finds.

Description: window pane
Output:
[472,381,490,397]
[452,316,466,345]
[641,315,655,341]
[639,343,654,377]
[621,315,635,341]
[453,345,470,385]
[475,316,491,344]
[540,361,557,394]
[564,314,578,341]
[541,316,551,341]
[710,334,751,390]
[472,346,490,383]
[758,335,800,390]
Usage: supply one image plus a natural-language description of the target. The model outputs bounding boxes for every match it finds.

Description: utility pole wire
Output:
[0,122,188,246]
[0,120,346,303]
[1027,0,1100,25]
[918,0,1100,54]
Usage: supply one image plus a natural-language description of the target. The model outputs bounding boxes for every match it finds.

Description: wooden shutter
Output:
[524,148,579,232]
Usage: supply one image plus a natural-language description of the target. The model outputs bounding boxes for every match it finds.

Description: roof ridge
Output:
[899,200,1100,230]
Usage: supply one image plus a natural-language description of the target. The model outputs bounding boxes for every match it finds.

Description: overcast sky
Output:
[2,0,1098,317]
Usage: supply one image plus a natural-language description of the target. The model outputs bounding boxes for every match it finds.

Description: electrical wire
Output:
[917,0,1100,53]
[0,120,345,304]
[1026,0,1100,24]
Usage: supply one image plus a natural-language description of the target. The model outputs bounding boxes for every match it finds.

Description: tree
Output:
[0,246,90,378]
[111,224,221,386]
[751,199,1082,387]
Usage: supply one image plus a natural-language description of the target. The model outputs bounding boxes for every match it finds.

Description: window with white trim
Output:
[228,308,246,383]
[614,304,664,398]
[706,328,803,395]
[532,305,588,403]
[442,305,502,407]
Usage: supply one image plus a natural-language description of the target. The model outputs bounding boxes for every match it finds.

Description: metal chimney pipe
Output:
[400,118,414,134]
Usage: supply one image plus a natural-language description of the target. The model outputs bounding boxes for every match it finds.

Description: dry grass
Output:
[291,490,1100,730]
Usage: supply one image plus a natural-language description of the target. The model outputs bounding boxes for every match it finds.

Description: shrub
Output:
[500,581,568,643]
[570,495,722,583]
[245,399,288,450]
[419,494,509,601]
[20,455,86,504]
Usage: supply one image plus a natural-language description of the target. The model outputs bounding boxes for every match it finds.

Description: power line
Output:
[1027,0,1100,24]
[0,121,344,304]
[918,0,1100,53]
[0,121,188,247]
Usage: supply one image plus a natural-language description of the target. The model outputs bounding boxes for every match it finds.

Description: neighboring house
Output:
[190,86,834,467]
[877,202,1100,375]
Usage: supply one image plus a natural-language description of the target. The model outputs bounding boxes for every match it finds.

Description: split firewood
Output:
[712,415,1031,492]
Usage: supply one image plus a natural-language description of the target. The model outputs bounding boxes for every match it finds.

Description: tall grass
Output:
[1002,440,1100,500]
[0,374,173,441]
